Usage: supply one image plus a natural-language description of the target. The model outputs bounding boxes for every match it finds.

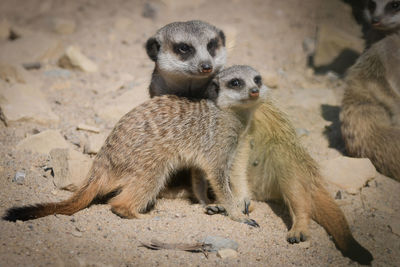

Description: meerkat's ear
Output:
[146,37,161,62]
[219,30,226,46]
[205,79,220,101]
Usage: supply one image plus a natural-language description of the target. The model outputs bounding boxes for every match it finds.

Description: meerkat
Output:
[3,65,266,227]
[146,20,226,204]
[364,0,400,46]
[340,31,400,181]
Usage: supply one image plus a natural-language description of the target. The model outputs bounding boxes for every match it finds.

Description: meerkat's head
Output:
[209,65,268,110]
[146,20,226,79]
[365,0,400,31]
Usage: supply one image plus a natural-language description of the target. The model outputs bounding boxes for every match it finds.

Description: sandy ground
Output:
[0,0,399,266]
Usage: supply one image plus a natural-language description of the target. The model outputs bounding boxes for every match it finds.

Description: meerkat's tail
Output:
[311,184,373,265]
[3,167,105,222]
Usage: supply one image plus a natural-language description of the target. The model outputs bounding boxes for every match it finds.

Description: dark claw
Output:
[244,200,250,215]
[300,233,306,242]
[244,218,260,228]
[287,236,300,244]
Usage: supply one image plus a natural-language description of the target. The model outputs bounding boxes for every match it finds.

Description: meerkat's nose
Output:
[249,87,259,98]
[372,17,381,25]
[200,62,213,73]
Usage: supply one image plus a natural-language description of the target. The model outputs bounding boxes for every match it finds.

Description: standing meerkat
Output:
[340,31,400,181]
[146,20,227,204]
[144,20,373,263]
[3,65,266,227]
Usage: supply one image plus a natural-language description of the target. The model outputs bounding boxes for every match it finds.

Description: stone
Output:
[217,248,238,259]
[0,83,59,125]
[58,46,98,73]
[320,156,378,194]
[0,19,10,40]
[76,124,100,133]
[262,71,279,89]
[95,87,149,124]
[12,171,26,185]
[16,130,69,155]
[52,18,76,34]
[0,63,25,83]
[50,148,93,191]
[84,133,107,154]
[203,236,238,252]
[0,32,64,64]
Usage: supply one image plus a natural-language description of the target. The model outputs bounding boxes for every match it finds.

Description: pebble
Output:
[58,46,98,73]
[16,130,69,155]
[217,248,238,259]
[203,236,238,252]
[12,170,26,185]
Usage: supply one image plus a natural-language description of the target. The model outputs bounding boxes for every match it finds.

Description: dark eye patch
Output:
[368,0,376,12]
[207,38,219,57]
[254,75,262,86]
[390,1,400,10]
[173,42,195,61]
[227,78,244,89]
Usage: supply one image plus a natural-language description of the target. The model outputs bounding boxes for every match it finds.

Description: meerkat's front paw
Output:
[205,205,227,215]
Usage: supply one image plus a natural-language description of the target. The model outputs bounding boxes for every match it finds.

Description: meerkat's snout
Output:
[371,16,381,25]
[199,62,213,73]
[249,88,259,98]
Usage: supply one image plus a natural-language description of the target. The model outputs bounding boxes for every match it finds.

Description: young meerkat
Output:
[3,65,266,227]
[364,0,400,46]
[146,20,227,204]
[340,31,400,181]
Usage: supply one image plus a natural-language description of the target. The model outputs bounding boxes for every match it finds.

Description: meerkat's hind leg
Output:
[191,168,212,206]
[281,178,312,243]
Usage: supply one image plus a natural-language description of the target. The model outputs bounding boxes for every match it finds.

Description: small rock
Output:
[51,189,58,195]
[0,83,60,125]
[70,230,83,238]
[296,128,310,138]
[335,190,342,200]
[320,156,377,194]
[0,63,25,83]
[84,133,107,154]
[52,18,76,34]
[49,148,93,191]
[58,46,98,73]
[12,171,26,185]
[203,236,238,252]
[16,130,69,154]
[262,72,279,89]
[77,124,100,133]
[217,248,238,259]
[0,19,10,40]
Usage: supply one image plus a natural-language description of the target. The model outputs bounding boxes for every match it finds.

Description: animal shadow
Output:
[321,104,345,153]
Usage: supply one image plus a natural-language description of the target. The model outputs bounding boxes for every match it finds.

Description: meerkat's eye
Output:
[391,1,400,10]
[174,43,192,54]
[254,75,262,86]
[368,0,376,11]
[228,78,243,88]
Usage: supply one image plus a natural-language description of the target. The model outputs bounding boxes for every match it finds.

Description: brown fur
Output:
[3,66,264,227]
[341,32,400,181]
[246,100,373,264]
